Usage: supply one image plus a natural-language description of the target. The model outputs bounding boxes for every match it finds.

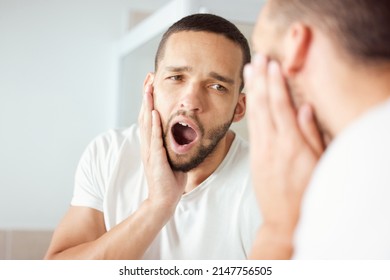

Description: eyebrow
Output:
[165,66,193,72]
[165,66,235,85]
[209,71,235,85]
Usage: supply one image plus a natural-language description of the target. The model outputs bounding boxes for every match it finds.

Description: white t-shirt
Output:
[71,124,260,259]
[294,98,390,259]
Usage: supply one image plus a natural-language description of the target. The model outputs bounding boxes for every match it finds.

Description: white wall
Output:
[0,0,150,229]
[0,0,260,230]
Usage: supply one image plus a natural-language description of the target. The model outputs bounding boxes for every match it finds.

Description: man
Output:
[245,0,390,259]
[45,13,260,259]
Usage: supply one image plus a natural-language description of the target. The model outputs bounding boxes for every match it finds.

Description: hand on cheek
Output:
[244,54,324,250]
[138,85,187,212]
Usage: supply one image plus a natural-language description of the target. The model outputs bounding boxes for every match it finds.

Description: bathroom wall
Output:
[0,0,260,258]
[0,0,169,258]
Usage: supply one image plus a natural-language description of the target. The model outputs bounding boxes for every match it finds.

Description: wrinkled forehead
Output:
[160,31,244,78]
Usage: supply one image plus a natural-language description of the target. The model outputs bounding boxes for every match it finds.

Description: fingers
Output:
[144,85,154,144]
[298,104,324,157]
[139,85,154,154]
[245,55,303,141]
[244,54,275,147]
[267,61,299,136]
[144,84,154,103]
[139,84,154,124]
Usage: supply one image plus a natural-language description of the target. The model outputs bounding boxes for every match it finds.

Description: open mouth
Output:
[171,121,198,145]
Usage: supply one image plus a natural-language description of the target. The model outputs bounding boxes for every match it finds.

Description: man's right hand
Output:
[244,55,324,259]
[44,85,187,260]
[138,84,187,212]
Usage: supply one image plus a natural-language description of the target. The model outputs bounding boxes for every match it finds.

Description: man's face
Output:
[152,31,245,172]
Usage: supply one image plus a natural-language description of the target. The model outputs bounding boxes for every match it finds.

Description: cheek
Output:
[213,104,236,123]
[153,81,182,112]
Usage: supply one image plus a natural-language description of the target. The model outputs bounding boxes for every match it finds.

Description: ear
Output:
[282,22,311,76]
[143,72,155,91]
[232,93,246,122]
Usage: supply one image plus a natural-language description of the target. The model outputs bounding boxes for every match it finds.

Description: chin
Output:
[166,149,203,173]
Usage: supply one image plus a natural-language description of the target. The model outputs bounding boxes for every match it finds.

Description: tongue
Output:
[173,124,197,145]
[182,126,196,143]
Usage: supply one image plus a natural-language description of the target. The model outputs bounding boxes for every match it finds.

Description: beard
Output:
[162,111,234,172]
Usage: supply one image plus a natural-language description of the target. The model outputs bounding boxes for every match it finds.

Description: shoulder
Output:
[228,132,249,162]
[89,124,139,151]
[72,124,140,209]
[84,124,139,159]
[76,124,140,182]
[217,132,253,198]
[308,98,390,203]
[315,98,390,179]
[294,99,390,259]
[214,132,250,186]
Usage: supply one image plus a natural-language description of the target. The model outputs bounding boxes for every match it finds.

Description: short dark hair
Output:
[268,0,390,65]
[155,13,251,91]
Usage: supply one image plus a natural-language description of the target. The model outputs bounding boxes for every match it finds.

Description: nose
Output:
[179,82,204,112]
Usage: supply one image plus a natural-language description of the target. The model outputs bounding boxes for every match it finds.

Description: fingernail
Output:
[253,53,266,67]
[268,61,280,76]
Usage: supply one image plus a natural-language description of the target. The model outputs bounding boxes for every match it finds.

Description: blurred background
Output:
[0,0,263,259]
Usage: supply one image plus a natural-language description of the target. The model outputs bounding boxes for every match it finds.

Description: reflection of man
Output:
[246,0,390,259]
[45,13,260,260]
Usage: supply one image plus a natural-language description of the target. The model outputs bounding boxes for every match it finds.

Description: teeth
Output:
[179,122,189,127]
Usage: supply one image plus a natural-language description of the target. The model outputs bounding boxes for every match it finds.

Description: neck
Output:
[302,38,390,140]
[319,64,390,138]
[298,30,390,141]
[183,130,235,193]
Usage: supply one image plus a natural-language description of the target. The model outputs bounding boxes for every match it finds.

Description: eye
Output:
[167,75,183,81]
[210,84,227,92]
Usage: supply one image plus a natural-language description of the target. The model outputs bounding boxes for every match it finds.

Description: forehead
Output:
[252,3,273,52]
[160,31,243,76]
[252,2,283,56]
